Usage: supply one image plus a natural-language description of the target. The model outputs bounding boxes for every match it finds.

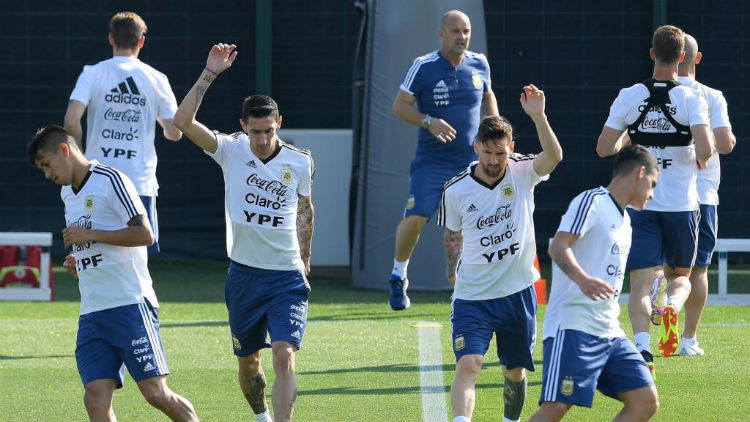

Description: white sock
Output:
[503,417,520,422]
[682,335,696,344]
[453,417,471,422]
[667,296,683,313]
[254,409,271,422]
[392,259,409,279]
[634,332,651,353]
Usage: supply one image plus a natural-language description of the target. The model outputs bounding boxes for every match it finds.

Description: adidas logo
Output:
[291,330,301,340]
[105,77,146,106]
[467,203,478,213]
[143,362,155,372]
[246,159,257,168]
[436,80,447,88]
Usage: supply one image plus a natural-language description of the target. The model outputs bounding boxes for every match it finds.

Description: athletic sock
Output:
[681,335,696,344]
[392,259,409,280]
[503,417,520,422]
[634,332,651,353]
[453,416,471,422]
[667,296,683,313]
[254,409,271,422]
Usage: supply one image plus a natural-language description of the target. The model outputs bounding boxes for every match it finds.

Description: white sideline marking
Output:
[417,321,449,422]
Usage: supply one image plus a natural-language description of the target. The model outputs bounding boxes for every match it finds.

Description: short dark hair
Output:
[109,12,147,50]
[612,144,658,178]
[241,95,280,121]
[476,115,513,145]
[652,25,684,65]
[27,124,75,165]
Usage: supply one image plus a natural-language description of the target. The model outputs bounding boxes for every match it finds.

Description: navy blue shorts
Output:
[404,159,468,219]
[540,330,654,407]
[695,204,717,267]
[626,208,699,270]
[75,300,169,389]
[225,261,310,357]
[139,195,159,255]
[450,286,537,371]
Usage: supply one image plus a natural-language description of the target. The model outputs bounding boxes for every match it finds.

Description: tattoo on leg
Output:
[503,375,527,421]
[244,372,268,414]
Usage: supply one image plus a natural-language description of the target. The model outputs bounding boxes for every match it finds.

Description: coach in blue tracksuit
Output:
[388,9,499,310]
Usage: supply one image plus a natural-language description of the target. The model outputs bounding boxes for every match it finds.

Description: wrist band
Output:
[204,67,218,76]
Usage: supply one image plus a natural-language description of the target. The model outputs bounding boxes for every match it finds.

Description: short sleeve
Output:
[684,88,710,126]
[437,187,461,231]
[69,66,92,106]
[708,90,731,130]
[557,191,599,236]
[399,56,426,96]
[204,131,231,166]
[297,154,314,197]
[104,169,147,223]
[156,74,178,120]
[510,154,548,187]
[479,53,491,92]
[603,88,629,131]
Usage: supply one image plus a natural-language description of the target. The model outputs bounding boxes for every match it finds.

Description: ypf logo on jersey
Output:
[433,80,450,106]
[105,77,147,106]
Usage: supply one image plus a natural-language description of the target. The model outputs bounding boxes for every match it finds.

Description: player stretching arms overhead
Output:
[173,43,314,422]
[28,124,198,422]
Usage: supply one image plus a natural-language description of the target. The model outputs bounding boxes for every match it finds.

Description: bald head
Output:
[678,33,701,75]
[441,10,471,28]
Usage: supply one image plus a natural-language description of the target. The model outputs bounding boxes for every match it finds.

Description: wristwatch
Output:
[421,115,433,129]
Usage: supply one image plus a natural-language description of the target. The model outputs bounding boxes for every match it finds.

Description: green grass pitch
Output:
[0,259,748,421]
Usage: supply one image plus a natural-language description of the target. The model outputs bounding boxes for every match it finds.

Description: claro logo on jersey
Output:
[105,77,147,106]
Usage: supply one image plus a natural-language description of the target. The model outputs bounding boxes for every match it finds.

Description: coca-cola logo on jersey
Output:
[246,173,288,200]
[476,204,512,230]
[104,108,141,122]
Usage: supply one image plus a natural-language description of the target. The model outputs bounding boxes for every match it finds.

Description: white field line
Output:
[417,322,449,422]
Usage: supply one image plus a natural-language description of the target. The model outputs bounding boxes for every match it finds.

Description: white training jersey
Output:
[206,133,314,271]
[61,160,158,316]
[437,155,548,300]
[70,56,179,197]
[677,76,732,205]
[604,81,709,211]
[544,187,631,339]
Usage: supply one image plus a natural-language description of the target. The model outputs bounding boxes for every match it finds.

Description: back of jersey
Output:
[70,56,178,197]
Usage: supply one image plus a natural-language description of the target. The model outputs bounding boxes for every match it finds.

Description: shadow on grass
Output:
[0,354,70,360]
[298,380,542,396]
[300,360,543,375]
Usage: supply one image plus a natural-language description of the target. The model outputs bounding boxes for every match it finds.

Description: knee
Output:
[83,388,111,413]
[272,344,296,373]
[239,352,263,377]
[141,385,171,409]
[644,391,659,417]
[402,215,428,231]
[503,366,525,382]
[456,355,483,378]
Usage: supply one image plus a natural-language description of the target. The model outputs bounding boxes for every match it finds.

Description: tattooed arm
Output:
[444,228,463,287]
[173,43,238,153]
[297,194,314,276]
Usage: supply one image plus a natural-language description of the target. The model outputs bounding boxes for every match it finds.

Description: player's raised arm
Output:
[549,231,614,301]
[520,84,563,177]
[174,43,238,153]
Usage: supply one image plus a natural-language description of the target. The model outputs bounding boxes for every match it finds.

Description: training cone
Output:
[533,254,547,304]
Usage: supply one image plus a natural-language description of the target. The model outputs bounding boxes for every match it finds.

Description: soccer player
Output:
[531,145,659,422]
[438,85,562,422]
[596,25,714,368]
[64,11,181,254]
[388,9,499,310]
[173,43,314,422]
[673,33,735,355]
[27,125,198,422]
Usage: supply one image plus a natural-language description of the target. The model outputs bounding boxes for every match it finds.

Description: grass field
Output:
[1,259,748,421]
